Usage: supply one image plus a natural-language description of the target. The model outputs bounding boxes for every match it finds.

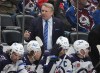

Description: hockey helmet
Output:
[10,43,24,56]
[56,36,69,49]
[73,40,90,54]
[27,40,41,53]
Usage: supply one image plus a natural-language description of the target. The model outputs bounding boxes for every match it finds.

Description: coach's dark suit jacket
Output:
[88,25,100,72]
[27,16,65,47]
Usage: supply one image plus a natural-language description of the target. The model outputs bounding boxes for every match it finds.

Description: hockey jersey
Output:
[22,54,43,73]
[1,60,28,73]
[66,6,95,32]
[68,54,95,73]
[93,9,100,26]
[41,54,72,73]
[50,54,72,73]
[0,52,11,72]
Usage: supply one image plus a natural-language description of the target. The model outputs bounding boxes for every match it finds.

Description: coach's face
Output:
[41,5,54,20]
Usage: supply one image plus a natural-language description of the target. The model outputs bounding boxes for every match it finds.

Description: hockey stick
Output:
[94,45,100,69]
[35,36,43,47]
[50,51,69,73]
[32,36,44,73]
[57,51,68,67]
[96,45,100,54]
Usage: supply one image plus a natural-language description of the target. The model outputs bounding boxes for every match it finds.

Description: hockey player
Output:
[43,36,72,73]
[1,43,28,73]
[0,44,12,72]
[68,40,96,73]
[23,40,43,73]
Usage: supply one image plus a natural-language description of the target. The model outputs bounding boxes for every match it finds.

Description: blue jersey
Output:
[23,54,32,65]
[63,0,71,11]
[22,54,43,73]
[39,53,58,73]
[0,52,12,72]
[93,10,100,26]
[23,53,42,65]
[66,6,95,32]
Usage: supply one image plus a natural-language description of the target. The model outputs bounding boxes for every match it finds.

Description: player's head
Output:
[27,40,41,60]
[56,36,69,50]
[73,40,91,58]
[53,36,70,56]
[10,43,24,63]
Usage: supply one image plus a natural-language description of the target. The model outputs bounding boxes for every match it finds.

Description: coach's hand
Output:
[24,30,31,41]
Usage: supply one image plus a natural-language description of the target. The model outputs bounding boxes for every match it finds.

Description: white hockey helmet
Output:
[73,40,90,54]
[56,36,69,49]
[27,40,41,53]
[10,43,24,56]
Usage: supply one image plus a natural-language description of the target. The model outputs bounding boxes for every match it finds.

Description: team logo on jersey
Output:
[79,14,90,26]
[0,55,7,61]
[78,9,94,31]
[54,66,65,73]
